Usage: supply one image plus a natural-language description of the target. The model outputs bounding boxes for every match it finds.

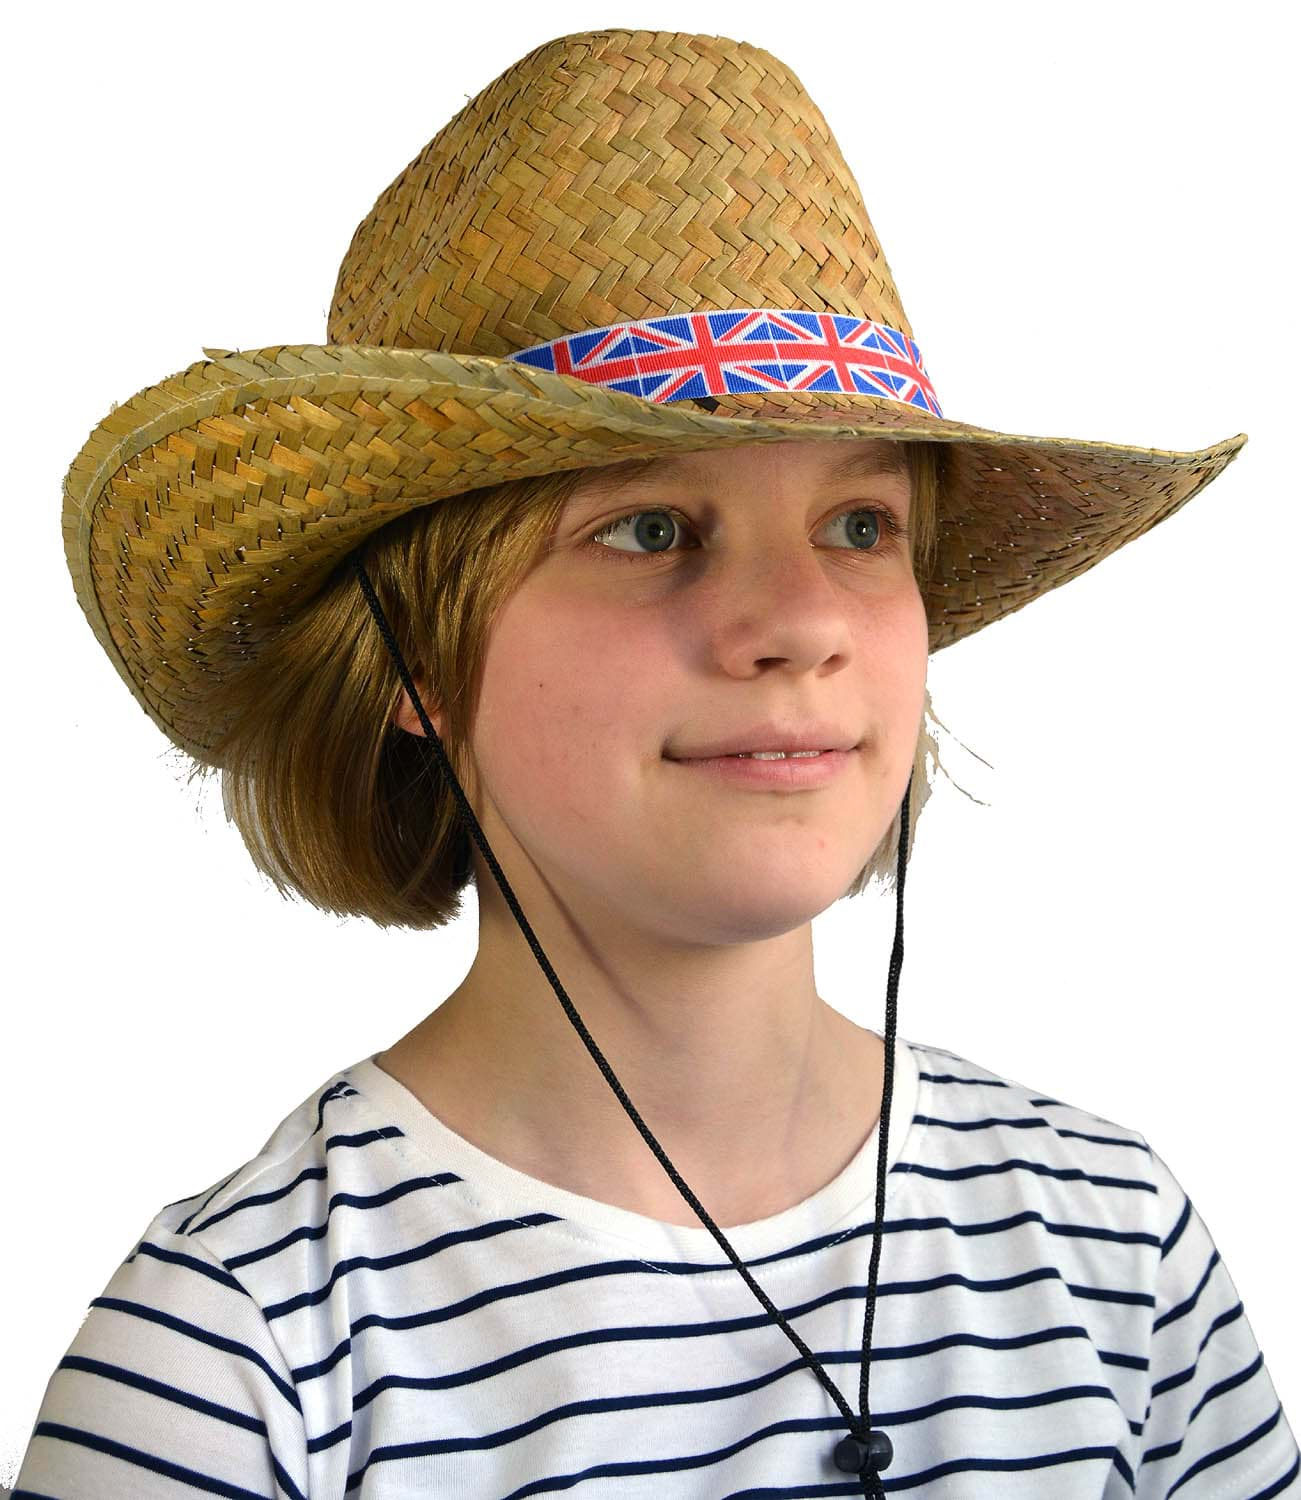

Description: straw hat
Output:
[61,28,1244,765]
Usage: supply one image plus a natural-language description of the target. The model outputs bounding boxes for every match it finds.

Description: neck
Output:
[376,941,883,1227]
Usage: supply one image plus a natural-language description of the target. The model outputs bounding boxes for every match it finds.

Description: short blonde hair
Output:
[183,440,949,928]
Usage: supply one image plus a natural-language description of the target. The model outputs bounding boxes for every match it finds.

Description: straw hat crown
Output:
[327,30,910,358]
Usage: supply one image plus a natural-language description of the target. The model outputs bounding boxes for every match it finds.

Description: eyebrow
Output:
[583,444,909,497]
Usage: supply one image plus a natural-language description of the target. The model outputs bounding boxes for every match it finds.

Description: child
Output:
[17,27,1297,1500]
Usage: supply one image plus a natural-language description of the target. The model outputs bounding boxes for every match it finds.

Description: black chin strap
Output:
[353,555,908,1496]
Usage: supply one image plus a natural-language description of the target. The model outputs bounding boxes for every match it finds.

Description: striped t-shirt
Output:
[14,1035,1299,1498]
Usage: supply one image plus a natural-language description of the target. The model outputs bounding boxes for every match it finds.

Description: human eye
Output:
[582,502,910,562]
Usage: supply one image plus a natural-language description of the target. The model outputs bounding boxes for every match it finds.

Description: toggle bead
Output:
[833,1427,894,1473]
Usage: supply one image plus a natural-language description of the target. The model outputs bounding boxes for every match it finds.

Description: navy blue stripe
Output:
[87,1296,301,1412]
[25,1422,304,1500]
[345,1414,1132,1498]
[339,1322,1131,1417]
[223,1171,471,1271]
[55,1353,270,1436]
[1167,1405,1289,1494]
[192,1166,330,1237]
[1248,1448,1300,1498]
[177,1166,248,1235]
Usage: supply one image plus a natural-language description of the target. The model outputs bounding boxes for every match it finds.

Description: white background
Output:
[3,0,1296,1483]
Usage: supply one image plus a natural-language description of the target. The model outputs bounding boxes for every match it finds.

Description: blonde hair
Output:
[182,440,953,928]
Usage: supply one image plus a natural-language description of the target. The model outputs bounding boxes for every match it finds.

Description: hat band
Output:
[508,308,943,416]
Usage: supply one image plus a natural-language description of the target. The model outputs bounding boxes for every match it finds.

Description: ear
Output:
[391,674,445,739]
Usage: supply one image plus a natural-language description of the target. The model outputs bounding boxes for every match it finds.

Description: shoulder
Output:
[165,1061,394,1271]
[900,1034,1165,1245]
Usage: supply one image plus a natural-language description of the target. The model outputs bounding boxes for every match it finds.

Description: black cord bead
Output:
[839,1428,892,1472]
[833,1428,893,1474]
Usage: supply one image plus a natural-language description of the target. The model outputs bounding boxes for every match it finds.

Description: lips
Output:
[666,743,851,762]
[665,747,855,787]
[665,721,860,759]
[671,750,830,761]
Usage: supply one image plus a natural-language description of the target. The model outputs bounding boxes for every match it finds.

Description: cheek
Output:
[895,587,930,686]
[471,595,665,805]
[864,586,929,753]
[464,611,670,896]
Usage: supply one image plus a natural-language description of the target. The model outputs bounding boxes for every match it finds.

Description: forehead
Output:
[574,439,909,496]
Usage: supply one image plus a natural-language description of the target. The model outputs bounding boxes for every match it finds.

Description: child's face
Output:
[456,436,927,948]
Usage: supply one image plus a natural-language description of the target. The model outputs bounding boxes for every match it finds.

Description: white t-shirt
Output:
[13,1035,1299,1498]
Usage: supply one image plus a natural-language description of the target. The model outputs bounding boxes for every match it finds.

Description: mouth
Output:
[663,747,858,788]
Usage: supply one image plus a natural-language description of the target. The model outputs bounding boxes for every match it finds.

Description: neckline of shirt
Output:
[339,1034,922,1262]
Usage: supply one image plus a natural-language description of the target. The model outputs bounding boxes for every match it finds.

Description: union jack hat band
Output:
[508,309,943,417]
[60,27,1249,767]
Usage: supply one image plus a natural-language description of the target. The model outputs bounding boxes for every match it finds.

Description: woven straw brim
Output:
[62,342,1247,761]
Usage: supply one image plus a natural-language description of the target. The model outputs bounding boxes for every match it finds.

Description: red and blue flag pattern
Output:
[509,308,942,416]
